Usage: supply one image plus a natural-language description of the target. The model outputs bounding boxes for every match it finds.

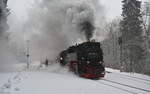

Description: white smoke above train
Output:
[7,0,106,66]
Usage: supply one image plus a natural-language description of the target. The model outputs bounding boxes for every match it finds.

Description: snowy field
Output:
[0,63,150,94]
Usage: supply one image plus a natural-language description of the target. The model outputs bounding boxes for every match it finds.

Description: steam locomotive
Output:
[59,41,105,79]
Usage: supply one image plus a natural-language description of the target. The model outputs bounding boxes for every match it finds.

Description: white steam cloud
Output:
[8,0,105,65]
[0,0,20,72]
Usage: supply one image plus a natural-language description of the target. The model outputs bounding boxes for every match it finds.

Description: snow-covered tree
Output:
[142,1,150,49]
[120,0,146,73]
[102,19,121,69]
[141,1,150,75]
[0,0,9,33]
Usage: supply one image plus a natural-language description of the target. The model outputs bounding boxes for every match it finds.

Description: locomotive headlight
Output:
[99,61,102,64]
[60,57,63,60]
[101,71,105,74]
[87,61,90,64]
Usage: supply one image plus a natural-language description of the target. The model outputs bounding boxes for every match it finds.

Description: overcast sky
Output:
[8,0,149,21]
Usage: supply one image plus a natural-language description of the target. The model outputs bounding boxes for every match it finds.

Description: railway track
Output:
[96,78,150,94]
[94,81,137,94]
[106,72,150,85]
[106,71,150,82]
[117,73,150,82]
[93,78,150,94]
[102,79,150,92]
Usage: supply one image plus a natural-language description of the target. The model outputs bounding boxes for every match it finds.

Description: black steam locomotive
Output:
[59,41,105,79]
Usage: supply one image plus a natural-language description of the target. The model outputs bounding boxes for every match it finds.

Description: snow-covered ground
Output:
[0,63,150,94]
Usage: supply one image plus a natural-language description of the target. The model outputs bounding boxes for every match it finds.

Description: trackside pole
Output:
[26,40,30,69]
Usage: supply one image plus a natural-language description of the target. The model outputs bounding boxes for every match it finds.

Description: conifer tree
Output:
[120,0,145,72]
[0,0,9,33]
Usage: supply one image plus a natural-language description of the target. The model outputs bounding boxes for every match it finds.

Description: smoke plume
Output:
[0,0,20,72]
[79,21,95,41]
[7,0,105,64]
